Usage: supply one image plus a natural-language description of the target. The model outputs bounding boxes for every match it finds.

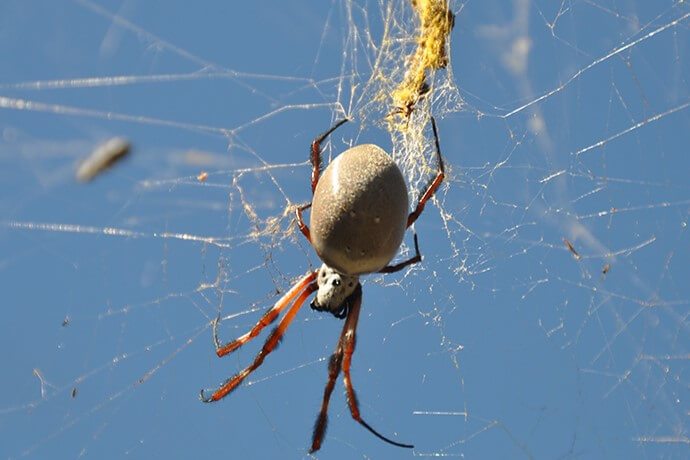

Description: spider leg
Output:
[295,202,312,243]
[310,286,360,453]
[310,286,413,452]
[310,118,349,194]
[341,290,414,450]
[310,333,345,452]
[378,233,422,274]
[200,277,317,403]
[407,117,445,227]
[213,271,317,357]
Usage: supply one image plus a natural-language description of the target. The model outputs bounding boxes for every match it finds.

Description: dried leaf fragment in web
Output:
[388,0,455,129]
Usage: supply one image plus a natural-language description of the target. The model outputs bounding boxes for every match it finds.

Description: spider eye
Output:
[348,282,353,287]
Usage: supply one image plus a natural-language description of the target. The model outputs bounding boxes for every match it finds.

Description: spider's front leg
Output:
[341,295,413,450]
[310,285,413,452]
[210,271,317,358]
[201,274,318,402]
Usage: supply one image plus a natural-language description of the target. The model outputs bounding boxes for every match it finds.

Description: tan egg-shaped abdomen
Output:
[310,144,409,275]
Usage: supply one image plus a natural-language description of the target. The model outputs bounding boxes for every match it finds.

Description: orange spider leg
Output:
[310,287,360,453]
[295,203,312,243]
[341,293,414,450]
[311,118,349,193]
[407,117,445,228]
[310,286,412,453]
[201,276,317,403]
[299,118,349,242]
[310,325,346,453]
[213,271,317,357]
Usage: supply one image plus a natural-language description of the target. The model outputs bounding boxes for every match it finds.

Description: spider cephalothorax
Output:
[311,264,360,319]
[201,117,445,453]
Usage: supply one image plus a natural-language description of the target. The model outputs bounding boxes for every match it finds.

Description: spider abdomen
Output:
[310,144,409,275]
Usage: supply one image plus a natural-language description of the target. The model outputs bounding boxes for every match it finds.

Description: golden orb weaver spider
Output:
[201,117,445,453]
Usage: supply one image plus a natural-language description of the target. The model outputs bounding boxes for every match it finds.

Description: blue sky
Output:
[1,1,689,459]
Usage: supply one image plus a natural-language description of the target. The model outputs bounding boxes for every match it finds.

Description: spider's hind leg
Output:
[295,202,312,243]
[310,118,349,194]
[407,117,445,227]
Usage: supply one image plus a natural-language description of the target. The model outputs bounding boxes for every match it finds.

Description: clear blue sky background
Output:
[1,1,689,459]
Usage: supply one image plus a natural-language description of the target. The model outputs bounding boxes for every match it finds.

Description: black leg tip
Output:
[199,389,214,403]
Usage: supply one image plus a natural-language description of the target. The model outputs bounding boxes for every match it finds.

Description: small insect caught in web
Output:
[564,238,580,260]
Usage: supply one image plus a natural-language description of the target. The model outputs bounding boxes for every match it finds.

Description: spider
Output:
[200,117,445,453]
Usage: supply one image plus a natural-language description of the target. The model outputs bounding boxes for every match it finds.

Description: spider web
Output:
[1,1,689,458]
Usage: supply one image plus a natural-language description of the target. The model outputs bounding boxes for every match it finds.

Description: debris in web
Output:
[388,0,455,128]
[350,0,461,200]
[75,137,131,182]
